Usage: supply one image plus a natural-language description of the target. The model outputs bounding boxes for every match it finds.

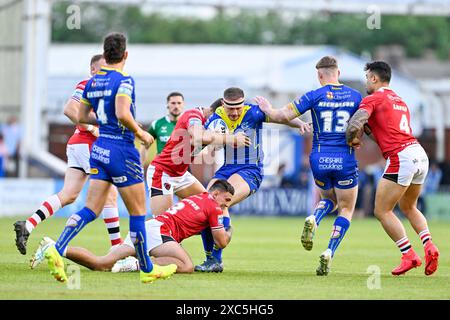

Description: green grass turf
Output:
[0,216,448,300]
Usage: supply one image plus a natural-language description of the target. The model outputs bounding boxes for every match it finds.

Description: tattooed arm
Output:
[346,109,370,146]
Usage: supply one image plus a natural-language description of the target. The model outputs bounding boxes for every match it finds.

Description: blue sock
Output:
[211,217,230,262]
[313,199,335,226]
[327,216,351,257]
[55,207,97,256]
[200,228,214,258]
[129,215,154,273]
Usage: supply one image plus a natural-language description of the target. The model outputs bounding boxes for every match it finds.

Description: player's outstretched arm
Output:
[255,96,298,123]
[270,117,311,135]
[346,109,370,147]
[212,226,233,249]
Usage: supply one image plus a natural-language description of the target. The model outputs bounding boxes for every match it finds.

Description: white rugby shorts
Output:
[66,143,91,174]
[383,143,429,186]
[123,219,175,254]
[146,165,198,197]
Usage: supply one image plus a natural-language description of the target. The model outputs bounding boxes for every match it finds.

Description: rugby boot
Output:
[14,221,30,255]
[194,256,224,273]
[391,249,422,276]
[301,215,317,251]
[140,264,177,283]
[424,241,439,276]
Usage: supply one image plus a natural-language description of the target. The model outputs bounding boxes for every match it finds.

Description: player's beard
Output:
[169,109,182,119]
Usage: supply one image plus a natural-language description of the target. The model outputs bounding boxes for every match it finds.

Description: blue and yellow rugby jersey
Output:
[81,66,136,144]
[205,103,268,167]
[290,84,362,153]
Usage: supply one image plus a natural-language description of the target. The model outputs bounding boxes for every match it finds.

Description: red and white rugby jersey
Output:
[151,108,206,176]
[155,192,224,243]
[67,79,97,146]
[359,87,417,159]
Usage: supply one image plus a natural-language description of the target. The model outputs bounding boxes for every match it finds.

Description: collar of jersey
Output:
[325,83,343,86]
[377,86,392,92]
[100,66,129,76]
[215,105,251,133]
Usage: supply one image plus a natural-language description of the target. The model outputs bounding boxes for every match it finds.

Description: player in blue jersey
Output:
[41,33,177,284]
[195,87,311,272]
[256,56,362,275]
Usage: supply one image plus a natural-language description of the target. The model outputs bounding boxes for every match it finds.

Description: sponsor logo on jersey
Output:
[240,122,250,131]
[112,176,128,183]
[338,179,354,186]
[326,91,334,100]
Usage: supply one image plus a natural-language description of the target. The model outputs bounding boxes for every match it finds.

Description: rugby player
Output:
[195,87,311,272]
[41,32,177,284]
[147,100,251,217]
[346,61,439,276]
[139,91,184,165]
[255,56,362,276]
[13,55,122,255]
[31,180,234,274]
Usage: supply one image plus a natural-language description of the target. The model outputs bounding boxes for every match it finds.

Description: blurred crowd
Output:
[0,116,21,178]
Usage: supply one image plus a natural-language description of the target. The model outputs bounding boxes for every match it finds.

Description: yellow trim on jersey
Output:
[116,93,132,102]
[80,97,91,106]
[215,105,251,133]
[101,66,129,76]
[96,71,107,75]
[325,83,343,86]
[311,109,320,134]
[288,102,301,117]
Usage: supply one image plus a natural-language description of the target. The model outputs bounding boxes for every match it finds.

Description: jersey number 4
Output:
[97,99,108,125]
[399,114,411,134]
[320,110,350,133]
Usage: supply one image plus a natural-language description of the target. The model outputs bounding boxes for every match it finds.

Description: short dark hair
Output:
[167,92,184,102]
[223,87,244,102]
[365,61,391,83]
[90,54,104,66]
[316,56,338,69]
[209,179,235,196]
[209,98,223,112]
[103,32,127,64]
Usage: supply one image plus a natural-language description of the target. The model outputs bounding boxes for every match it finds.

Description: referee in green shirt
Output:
[140,92,184,165]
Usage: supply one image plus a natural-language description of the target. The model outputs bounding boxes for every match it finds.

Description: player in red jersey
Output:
[346,61,439,276]
[31,179,235,274]
[146,101,250,216]
[15,55,122,256]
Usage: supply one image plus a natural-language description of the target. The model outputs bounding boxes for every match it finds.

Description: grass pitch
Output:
[0,216,448,300]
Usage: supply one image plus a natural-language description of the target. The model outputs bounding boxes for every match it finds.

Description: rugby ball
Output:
[208,118,228,134]
[207,118,229,150]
